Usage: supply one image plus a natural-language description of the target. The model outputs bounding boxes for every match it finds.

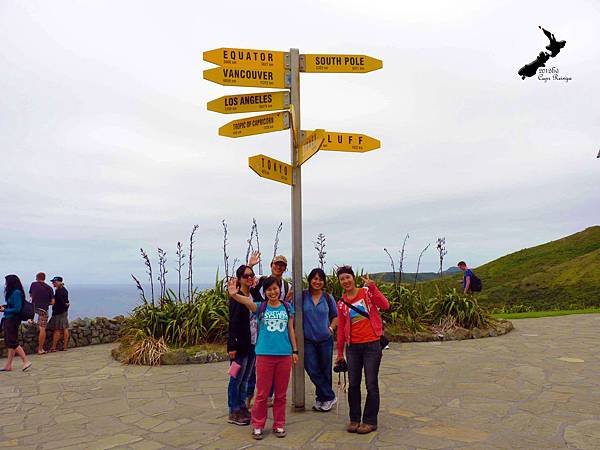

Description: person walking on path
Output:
[228,276,299,441]
[29,272,54,354]
[1,275,32,372]
[335,266,389,435]
[458,261,475,295]
[303,268,338,412]
[47,276,69,352]
[227,265,257,426]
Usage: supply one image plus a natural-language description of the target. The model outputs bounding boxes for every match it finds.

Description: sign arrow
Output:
[298,129,325,165]
[207,91,290,115]
[319,131,380,152]
[301,54,382,73]
[218,112,290,138]
[248,154,292,185]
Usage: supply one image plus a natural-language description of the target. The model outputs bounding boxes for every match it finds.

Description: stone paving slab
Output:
[2,314,600,449]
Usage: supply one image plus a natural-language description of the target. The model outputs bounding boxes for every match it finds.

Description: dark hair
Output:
[457,261,467,267]
[36,272,46,281]
[262,276,281,294]
[336,265,355,279]
[5,274,25,302]
[308,268,327,293]
[235,265,254,288]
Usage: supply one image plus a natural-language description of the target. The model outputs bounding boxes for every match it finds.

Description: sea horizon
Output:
[59,282,213,319]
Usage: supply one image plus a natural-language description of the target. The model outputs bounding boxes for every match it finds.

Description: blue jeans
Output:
[227,346,256,412]
[347,340,382,425]
[304,336,335,402]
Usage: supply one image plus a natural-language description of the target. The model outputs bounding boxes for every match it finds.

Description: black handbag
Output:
[342,299,389,350]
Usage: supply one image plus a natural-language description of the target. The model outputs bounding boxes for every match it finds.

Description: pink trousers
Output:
[251,355,292,429]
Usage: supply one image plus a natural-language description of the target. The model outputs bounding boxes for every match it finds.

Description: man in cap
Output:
[47,276,70,352]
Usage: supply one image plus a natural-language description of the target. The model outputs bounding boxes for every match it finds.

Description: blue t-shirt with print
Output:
[255,302,295,356]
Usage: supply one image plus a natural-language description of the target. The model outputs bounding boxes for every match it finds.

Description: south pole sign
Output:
[203,47,382,410]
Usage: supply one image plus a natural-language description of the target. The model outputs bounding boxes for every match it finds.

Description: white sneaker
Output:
[313,400,323,411]
[320,397,337,412]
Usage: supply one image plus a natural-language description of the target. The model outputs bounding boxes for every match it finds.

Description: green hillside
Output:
[418,226,600,311]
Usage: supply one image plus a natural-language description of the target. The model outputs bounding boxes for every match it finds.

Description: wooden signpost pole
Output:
[289,48,305,410]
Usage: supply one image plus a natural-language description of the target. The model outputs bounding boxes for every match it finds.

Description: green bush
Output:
[122,279,229,347]
[427,289,489,329]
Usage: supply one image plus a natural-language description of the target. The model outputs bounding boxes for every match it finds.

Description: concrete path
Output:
[1,314,600,449]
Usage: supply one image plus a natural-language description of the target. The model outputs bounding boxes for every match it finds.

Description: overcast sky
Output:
[1,0,598,285]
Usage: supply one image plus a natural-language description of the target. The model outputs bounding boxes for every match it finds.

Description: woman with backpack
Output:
[303,268,338,412]
[335,266,389,435]
[1,274,32,372]
[228,276,298,441]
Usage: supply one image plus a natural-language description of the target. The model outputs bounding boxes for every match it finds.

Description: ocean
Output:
[64,283,213,319]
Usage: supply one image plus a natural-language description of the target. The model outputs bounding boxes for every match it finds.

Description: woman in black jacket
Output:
[227,265,256,426]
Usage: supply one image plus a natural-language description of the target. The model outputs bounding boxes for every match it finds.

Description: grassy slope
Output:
[418,226,600,311]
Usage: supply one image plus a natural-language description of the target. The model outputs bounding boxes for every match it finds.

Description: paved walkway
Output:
[1,314,600,449]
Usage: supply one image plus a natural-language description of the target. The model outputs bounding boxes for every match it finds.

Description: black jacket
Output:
[227,295,251,355]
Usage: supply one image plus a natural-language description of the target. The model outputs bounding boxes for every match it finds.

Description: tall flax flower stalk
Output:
[187,225,199,302]
[140,248,154,306]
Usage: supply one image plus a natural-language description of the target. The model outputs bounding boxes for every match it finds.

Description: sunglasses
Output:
[241,273,255,279]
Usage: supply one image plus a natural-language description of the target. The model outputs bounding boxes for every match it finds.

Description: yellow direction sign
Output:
[219,111,290,138]
[203,48,288,69]
[204,66,290,88]
[299,129,325,165]
[301,54,382,73]
[319,131,380,152]
[207,91,290,115]
[249,154,292,185]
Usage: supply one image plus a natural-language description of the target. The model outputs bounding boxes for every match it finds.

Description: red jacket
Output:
[336,284,390,356]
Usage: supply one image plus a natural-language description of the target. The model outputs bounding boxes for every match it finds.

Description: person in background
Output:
[29,272,54,354]
[335,266,389,435]
[303,268,338,412]
[227,265,256,426]
[1,274,32,372]
[47,276,69,352]
[458,261,474,295]
[228,276,298,440]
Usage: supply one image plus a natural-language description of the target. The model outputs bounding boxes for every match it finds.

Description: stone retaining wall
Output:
[0,316,125,357]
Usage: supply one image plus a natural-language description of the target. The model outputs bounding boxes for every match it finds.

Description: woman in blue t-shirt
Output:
[228,276,298,441]
[1,274,32,372]
[302,268,338,412]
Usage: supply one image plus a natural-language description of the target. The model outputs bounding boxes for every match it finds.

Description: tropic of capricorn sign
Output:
[203,47,382,410]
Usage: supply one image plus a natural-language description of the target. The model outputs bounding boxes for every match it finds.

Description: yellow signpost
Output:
[203,66,290,88]
[301,54,383,73]
[207,91,290,114]
[248,154,292,185]
[299,129,325,165]
[319,131,381,152]
[203,48,288,69]
[218,111,290,138]
[204,46,382,411]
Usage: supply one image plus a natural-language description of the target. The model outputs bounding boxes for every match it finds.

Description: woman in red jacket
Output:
[335,266,389,435]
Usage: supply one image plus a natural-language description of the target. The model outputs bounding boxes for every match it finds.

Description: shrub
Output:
[427,289,489,329]
[380,284,427,332]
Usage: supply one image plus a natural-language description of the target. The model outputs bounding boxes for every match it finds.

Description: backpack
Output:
[18,299,35,322]
[257,300,292,324]
[470,273,483,292]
